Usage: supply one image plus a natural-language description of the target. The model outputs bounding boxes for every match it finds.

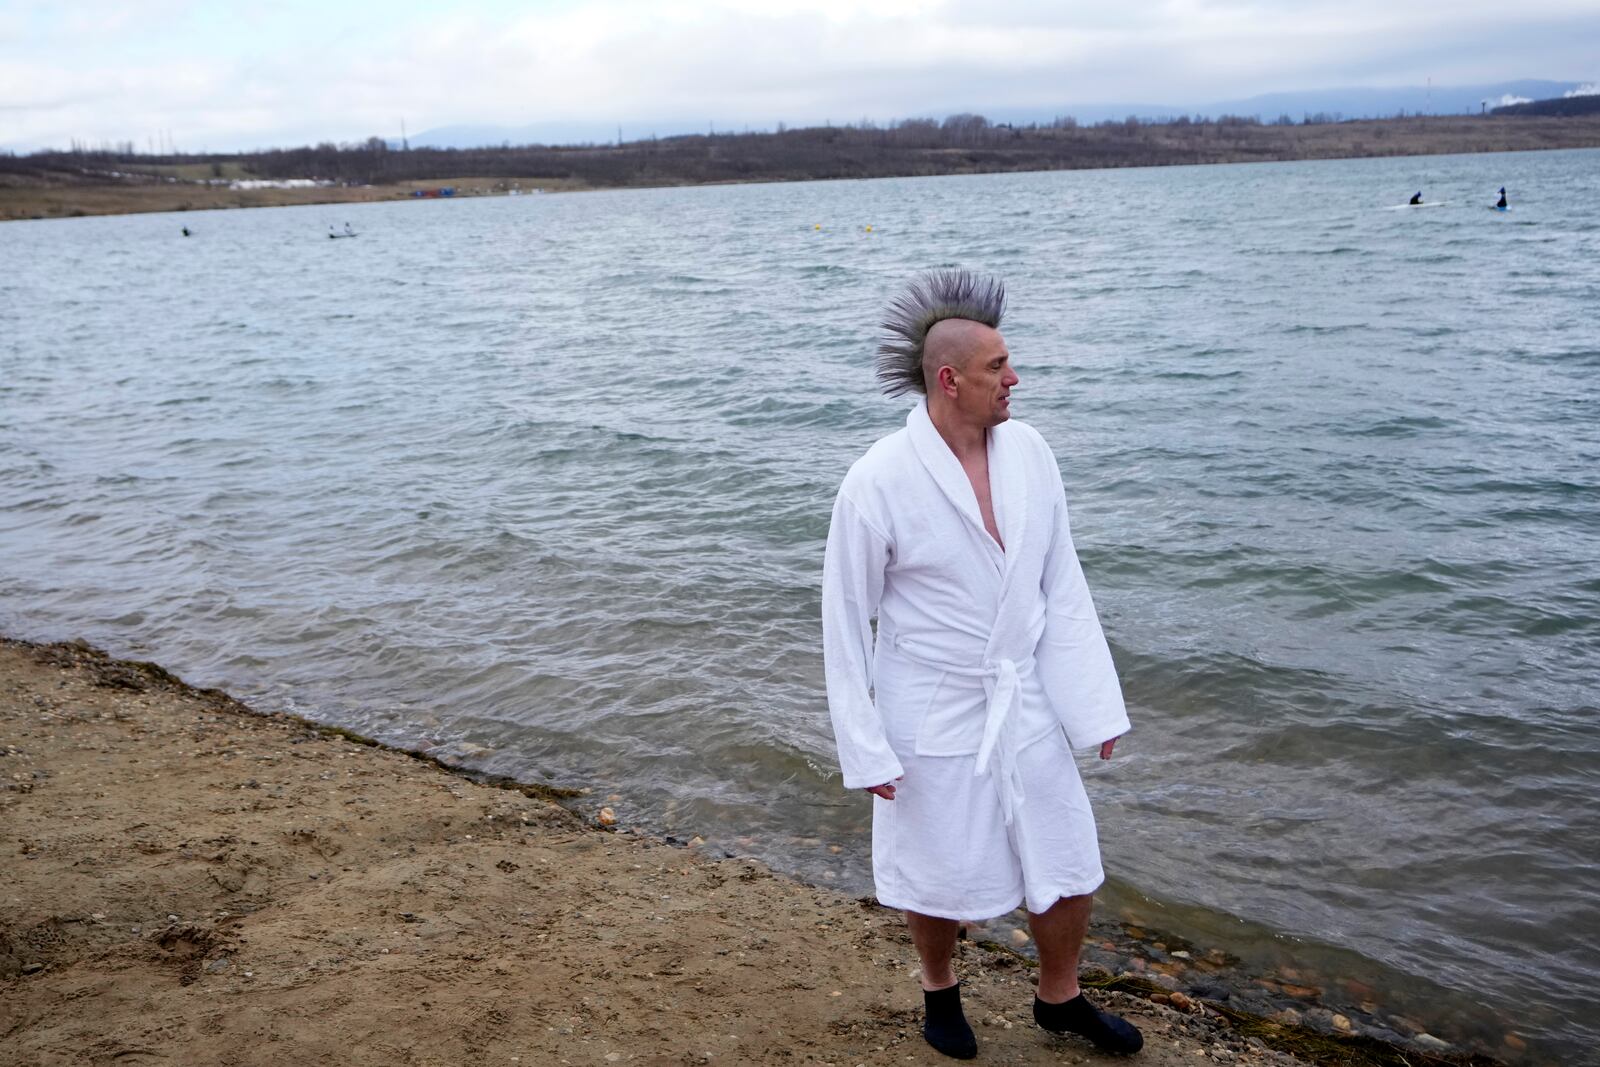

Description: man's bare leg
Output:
[1029,893,1093,1002]
[1028,894,1143,1055]
[906,911,976,1059]
[906,910,961,990]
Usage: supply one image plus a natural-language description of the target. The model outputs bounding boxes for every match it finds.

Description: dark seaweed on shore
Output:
[989,940,1507,1067]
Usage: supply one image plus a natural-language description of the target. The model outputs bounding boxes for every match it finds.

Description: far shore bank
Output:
[0,635,1511,1066]
[0,176,590,223]
[5,114,1599,223]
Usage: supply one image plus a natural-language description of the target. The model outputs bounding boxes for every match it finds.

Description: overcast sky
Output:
[3,0,1597,151]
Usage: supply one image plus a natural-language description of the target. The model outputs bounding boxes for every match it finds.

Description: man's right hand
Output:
[865,778,902,800]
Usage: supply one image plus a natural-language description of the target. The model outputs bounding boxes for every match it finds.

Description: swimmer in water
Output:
[1409,192,1423,206]
[1496,187,1507,209]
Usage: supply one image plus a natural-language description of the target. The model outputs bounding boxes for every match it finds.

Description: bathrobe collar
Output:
[906,397,1029,588]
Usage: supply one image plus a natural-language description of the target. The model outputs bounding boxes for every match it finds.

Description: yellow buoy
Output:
[865,225,873,232]
[814,224,821,230]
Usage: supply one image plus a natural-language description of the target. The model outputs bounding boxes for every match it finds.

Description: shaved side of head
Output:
[923,318,1000,394]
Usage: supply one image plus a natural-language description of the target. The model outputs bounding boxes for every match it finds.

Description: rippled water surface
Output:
[4,149,1598,1062]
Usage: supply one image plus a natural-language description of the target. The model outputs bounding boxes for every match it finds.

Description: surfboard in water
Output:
[1384,201,1450,210]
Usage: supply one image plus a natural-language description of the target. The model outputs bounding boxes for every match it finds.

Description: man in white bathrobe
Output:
[822,269,1141,1059]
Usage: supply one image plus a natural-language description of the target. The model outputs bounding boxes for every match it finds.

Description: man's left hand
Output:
[1099,736,1120,760]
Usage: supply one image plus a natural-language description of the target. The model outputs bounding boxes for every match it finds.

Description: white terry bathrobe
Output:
[822,397,1129,918]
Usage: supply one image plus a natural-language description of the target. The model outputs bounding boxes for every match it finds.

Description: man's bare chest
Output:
[959,456,1005,551]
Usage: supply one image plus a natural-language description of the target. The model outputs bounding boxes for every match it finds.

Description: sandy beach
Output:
[1,637,1490,1066]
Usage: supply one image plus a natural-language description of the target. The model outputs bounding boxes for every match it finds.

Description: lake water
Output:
[4,148,1597,1063]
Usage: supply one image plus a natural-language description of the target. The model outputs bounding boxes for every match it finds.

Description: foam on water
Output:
[4,148,1598,1062]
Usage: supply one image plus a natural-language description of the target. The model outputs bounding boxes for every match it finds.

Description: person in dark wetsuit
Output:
[1409,192,1423,205]
[1496,187,1508,209]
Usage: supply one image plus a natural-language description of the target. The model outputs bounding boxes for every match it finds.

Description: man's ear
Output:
[937,364,959,397]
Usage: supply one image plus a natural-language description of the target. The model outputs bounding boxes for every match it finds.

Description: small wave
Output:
[1514,348,1600,367]
[1281,323,1360,335]
[1151,369,1245,381]
[1336,415,1451,437]
[722,396,859,429]
[1452,476,1591,498]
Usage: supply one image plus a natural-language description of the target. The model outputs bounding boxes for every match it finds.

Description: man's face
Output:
[954,327,1020,427]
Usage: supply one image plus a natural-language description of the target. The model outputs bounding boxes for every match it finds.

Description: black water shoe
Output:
[923,982,978,1060]
[1034,992,1143,1055]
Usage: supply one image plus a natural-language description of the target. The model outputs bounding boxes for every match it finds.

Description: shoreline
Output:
[5,131,1600,223]
[0,635,1508,1066]
[0,175,592,224]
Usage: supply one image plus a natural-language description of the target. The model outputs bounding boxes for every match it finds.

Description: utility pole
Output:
[400,117,409,150]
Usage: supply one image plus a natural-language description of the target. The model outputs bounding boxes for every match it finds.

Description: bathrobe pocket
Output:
[910,671,988,757]
[873,636,990,757]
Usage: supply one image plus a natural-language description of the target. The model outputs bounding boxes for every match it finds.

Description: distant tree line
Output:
[0,113,1378,187]
[1491,94,1600,118]
[4,108,1597,192]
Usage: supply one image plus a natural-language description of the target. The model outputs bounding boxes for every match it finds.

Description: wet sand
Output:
[1,637,1468,1066]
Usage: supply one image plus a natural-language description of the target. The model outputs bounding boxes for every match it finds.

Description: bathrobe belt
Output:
[885,631,1037,827]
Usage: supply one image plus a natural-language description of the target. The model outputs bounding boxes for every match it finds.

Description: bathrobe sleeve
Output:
[1036,469,1131,751]
[821,489,906,790]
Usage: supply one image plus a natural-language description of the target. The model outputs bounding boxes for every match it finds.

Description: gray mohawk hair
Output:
[876,268,1006,397]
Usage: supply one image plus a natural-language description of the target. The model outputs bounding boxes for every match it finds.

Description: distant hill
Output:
[988,80,1588,128]
[1493,93,1600,117]
[1200,80,1584,121]
[405,121,640,149]
[406,80,1588,149]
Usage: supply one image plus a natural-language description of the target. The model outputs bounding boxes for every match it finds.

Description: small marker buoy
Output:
[814,224,821,230]
[865,225,873,232]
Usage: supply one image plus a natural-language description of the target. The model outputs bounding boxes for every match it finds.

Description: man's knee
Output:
[1031,893,1093,919]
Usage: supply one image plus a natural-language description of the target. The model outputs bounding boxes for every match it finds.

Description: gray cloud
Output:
[3,0,1596,150]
